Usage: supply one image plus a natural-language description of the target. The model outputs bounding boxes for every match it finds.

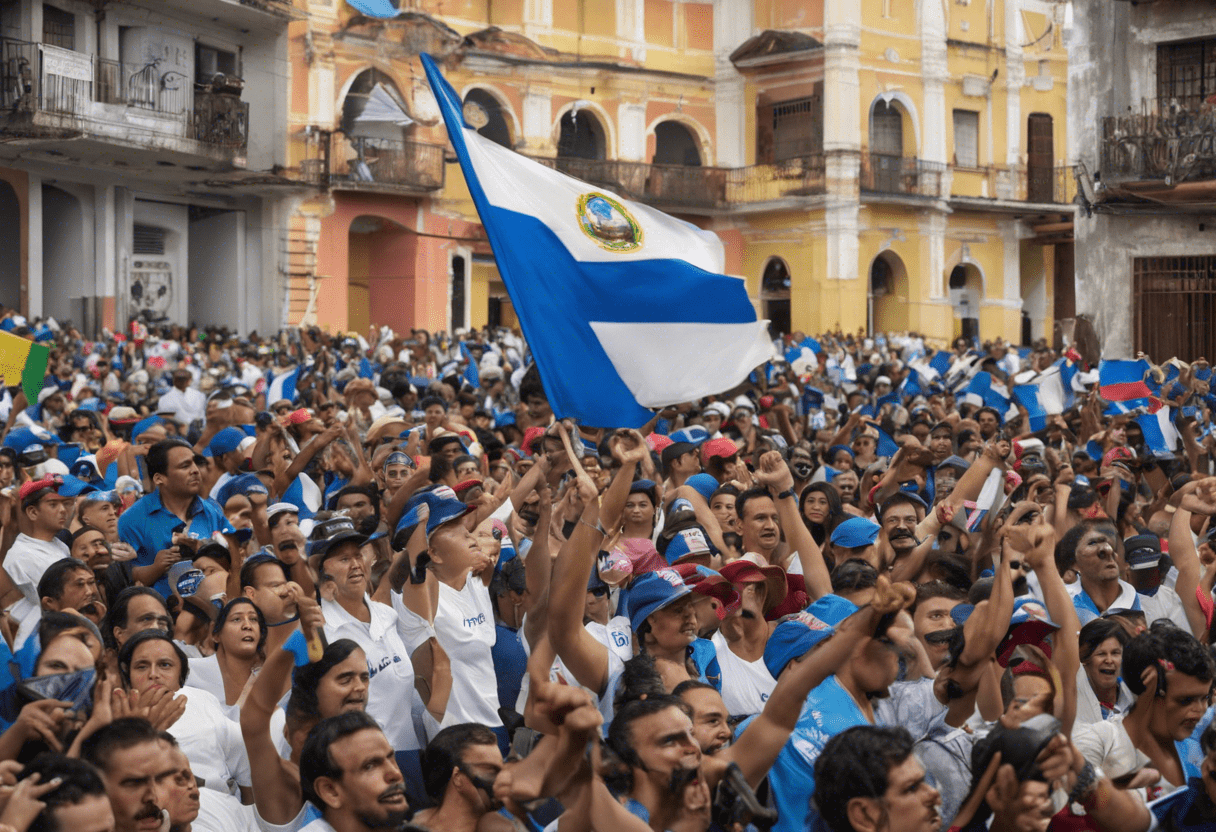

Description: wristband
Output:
[775,488,796,501]
[1067,761,1099,806]
[282,628,311,667]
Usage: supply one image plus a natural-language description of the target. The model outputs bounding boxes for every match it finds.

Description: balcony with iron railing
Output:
[303,132,446,193]
[950,163,1077,205]
[860,152,948,198]
[0,37,249,155]
[522,153,827,211]
[1101,99,1216,186]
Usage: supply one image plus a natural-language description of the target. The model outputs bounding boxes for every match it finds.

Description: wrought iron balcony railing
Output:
[860,152,947,197]
[1101,100,1216,185]
[304,132,446,192]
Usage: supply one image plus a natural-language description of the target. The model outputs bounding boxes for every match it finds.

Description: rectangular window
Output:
[42,5,74,50]
[1133,256,1216,361]
[1157,38,1216,111]
[953,109,979,168]
[757,89,823,164]
[195,44,239,86]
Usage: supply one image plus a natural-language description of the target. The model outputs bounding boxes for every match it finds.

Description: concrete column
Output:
[616,0,645,62]
[919,0,948,164]
[94,184,116,331]
[822,0,860,154]
[617,103,646,161]
[712,0,750,166]
[25,175,40,319]
[522,90,552,152]
[1005,0,1026,167]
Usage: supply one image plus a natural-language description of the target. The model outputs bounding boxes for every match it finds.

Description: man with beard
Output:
[82,718,179,832]
[409,724,510,832]
[299,712,410,832]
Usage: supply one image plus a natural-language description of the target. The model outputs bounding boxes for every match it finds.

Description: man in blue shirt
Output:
[117,438,233,597]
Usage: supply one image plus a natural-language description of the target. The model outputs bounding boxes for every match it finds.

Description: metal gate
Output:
[1133,256,1216,361]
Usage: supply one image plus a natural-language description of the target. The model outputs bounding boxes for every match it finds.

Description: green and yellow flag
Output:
[0,330,49,403]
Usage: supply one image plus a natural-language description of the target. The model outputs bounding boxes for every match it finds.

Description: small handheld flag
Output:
[0,331,49,404]
[421,54,773,427]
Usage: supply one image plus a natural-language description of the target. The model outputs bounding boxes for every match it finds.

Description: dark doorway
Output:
[463,89,512,149]
[557,109,606,160]
[1028,114,1054,203]
[761,258,791,337]
[0,181,19,310]
[450,255,466,330]
[653,121,701,166]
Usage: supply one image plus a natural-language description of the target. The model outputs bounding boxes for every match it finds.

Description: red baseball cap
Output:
[719,553,788,611]
[20,476,64,507]
[646,433,673,454]
[671,563,740,618]
[701,437,738,462]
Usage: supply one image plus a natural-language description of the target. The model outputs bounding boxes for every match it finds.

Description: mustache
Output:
[378,783,407,802]
[889,528,915,540]
[134,805,163,822]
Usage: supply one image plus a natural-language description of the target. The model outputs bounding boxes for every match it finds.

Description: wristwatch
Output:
[775,488,796,501]
[1067,761,1101,805]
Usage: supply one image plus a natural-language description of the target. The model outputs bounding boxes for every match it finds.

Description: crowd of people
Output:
[0,315,1209,832]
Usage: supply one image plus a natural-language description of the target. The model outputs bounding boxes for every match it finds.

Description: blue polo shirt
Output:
[117,490,233,597]
[735,674,869,832]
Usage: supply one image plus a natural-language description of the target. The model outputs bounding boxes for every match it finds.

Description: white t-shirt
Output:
[3,534,70,632]
[254,803,311,832]
[585,616,632,664]
[396,579,501,729]
[188,655,249,722]
[194,788,257,832]
[170,686,252,796]
[321,596,420,752]
[1139,585,1190,633]
[711,631,777,718]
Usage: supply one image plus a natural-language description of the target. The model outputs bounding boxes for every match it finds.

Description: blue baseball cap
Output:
[830,516,881,549]
[4,425,60,451]
[685,473,719,504]
[204,427,247,458]
[215,473,269,507]
[626,568,692,632]
[664,527,711,565]
[414,485,476,540]
[763,594,859,678]
[69,456,102,483]
[669,427,710,446]
[57,474,98,498]
[130,415,165,439]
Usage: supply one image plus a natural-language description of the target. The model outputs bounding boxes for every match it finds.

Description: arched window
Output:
[949,265,968,290]
[871,101,903,156]
[341,69,412,142]
[557,108,606,160]
[463,89,512,149]
[653,121,701,166]
[761,258,791,336]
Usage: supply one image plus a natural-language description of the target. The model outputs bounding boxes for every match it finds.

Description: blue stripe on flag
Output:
[346,0,400,17]
[930,351,952,377]
[1012,384,1048,432]
[267,366,300,404]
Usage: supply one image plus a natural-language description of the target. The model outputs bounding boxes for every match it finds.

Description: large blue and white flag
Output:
[421,55,773,427]
[266,365,301,404]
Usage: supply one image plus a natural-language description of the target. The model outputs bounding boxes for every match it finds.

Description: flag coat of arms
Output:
[421,55,773,428]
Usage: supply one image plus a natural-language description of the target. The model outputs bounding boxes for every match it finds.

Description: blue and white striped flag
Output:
[422,55,773,427]
[266,365,301,404]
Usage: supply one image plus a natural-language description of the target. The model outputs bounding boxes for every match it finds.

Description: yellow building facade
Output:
[286,0,1074,346]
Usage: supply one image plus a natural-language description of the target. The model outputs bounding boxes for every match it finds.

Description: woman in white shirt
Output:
[189,598,267,722]
[118,629,252,802]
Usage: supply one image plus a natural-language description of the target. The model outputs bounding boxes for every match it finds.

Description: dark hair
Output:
[36,611,100,657]
[288,639,364,722]
[1123,622,1216,696]
[21,753,107,832]
[102,587,169,651]
[490,556,526,599]
[831,559,878,594]
[613,653,668,715]
[421,723,500,804]
[300,711,384,808]
[814,725,917,832]
[146,438,194,480]
[212,597,267,656]
[800,483,843,546]
[1078,618,1128,663]
[1056,520,1115,576]
[518,364,546,405]
[672,679,717,698]
[735,487,774,522]
[79,717,160,774]
[239,556,289,591]
[921,550,973,592]
[117,630,189,690]
[418,395,447,412]
[37,559,91,603]
[877,492,926,522]
[605,694,692,792]
[329,484,380,512]
[912,580,967,613]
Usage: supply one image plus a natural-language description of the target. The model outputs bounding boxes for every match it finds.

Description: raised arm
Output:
[754,450,831,599]
[1168,478,1216,640]
[727,577,915,788]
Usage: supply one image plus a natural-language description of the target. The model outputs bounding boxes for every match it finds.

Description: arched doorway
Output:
[0,181,20,310]
[557,108,606,160]
[653,121,701,166]
[463,88,512,149]
[42,184,85,323]
[949,264,983,342]
[761,257,791,337]
[869,252,909,335]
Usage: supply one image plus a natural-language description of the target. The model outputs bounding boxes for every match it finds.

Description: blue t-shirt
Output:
[491,623,527,714]
[735,675,869,832]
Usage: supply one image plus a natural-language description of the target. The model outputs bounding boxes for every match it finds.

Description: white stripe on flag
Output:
[589,321,773,407]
